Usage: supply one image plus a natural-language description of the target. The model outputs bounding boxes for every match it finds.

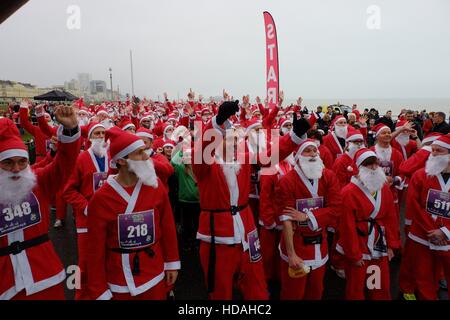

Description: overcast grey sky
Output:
[1,0,449,101]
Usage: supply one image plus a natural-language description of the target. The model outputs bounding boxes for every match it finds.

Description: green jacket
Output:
[170,151,200,203]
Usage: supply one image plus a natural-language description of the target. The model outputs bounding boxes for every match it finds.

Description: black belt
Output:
[302,234,323,245]
[0,234,49,256]
[356,218,387,252]
[201,203,248,293]
[110,247,155,276]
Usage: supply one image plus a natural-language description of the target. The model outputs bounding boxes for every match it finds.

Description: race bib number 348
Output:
[0,193,42,236]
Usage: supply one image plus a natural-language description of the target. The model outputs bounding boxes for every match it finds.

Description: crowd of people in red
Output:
[0,89,449,300]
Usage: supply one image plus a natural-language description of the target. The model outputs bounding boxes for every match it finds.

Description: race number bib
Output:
[379,160,393,177]
[45,139,52,153]
[296,197,324,226]
[117,210,155,249]
[0,193,42,237]
[247,229,262,263]
[93,172,108,191]
[426,189,450,219]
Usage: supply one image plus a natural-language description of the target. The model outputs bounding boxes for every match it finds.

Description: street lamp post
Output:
[109,68,113,101]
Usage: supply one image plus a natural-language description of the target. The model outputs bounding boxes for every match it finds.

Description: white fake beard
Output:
[281,127,291,135]
[127,159,158,188]
[248,130,267,154]
[286,153,296,166]
[334,125,348,139]
[144,149,154,157]
[0,166,37,206]
[359,166,387,193]
[347,142,363,159]
[298,155,324,180]
[395,133,410,146]
[78,117,89,126]
[101,119,113,130]
[425,154,450,177]
[90,139,107,158]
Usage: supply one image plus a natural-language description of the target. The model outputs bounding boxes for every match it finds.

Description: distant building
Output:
[78,73,92,97]
[90,80,107,95]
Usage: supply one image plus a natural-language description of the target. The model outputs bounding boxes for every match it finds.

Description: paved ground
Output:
[48,207,447,300]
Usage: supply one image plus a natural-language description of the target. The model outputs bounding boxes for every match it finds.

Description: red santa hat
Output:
[354,148,378,167]
[422,132,442,145]
[201,107,211,116]
[278,117,292,128]
[346,128,364,142]
[96,106,109,117]
[136,127,154,140]
[163,139,176,149]
[167,113,177,122]
[395,120,408,130]
[431,133,450,150]
[0,118,29,161]
[78,106,90,116]
[118,119,136,132]
[372,123,391,137]
[250,105,261,115]
[105,127,144,167]
[245,118,263,133]
[152,138,164,150]
[294,139,318,161]
[331,115,347,127]
[86,122,105,139]
[140,112,153,123]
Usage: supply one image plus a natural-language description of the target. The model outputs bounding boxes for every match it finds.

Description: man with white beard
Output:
[193,100,310,300]
[337,149,400,300]
[407,134,450,300]
[391,120,420,161]
[0,106,81,300]
[323,115,348,162]
[62,122,108,299]
[275,140,341,300]
[86,127,179,300]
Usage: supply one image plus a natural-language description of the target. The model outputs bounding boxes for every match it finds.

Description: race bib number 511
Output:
[426,189,450,219]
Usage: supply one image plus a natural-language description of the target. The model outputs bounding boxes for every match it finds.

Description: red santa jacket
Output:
[319,144,334,169]
[332,152,359,189]
[150,153,174,190]
[63,149,110,232]
[391,138,417,161]
[399,146,431,178]
[192,117,304,249]
[19,107,51,162]
[0,128,80,299]
[407,169,450,252]
[259,160,293,230]
[86,176,180,300]
[336,177,401,262]
[275,166,341,270]
[323,131,345,162]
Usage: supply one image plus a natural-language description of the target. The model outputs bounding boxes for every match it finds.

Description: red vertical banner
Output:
[263,11,279,110]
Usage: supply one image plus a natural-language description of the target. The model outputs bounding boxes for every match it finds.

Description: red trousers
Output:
[112,280,166,300]
[409,240,450,300]
[12,283,65,300]
[399,226,416,294]
[199,242,268,300]
[280,260,326,300]
[259,228,281,282]
[75,232,90,300]
[344,257,391,300]
[55,190,68,220]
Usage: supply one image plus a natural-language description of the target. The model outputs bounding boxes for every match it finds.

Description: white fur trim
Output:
[112,139,145,161]
[346,134,364,142]
[164,261,181,270]
[211,116,232,134]
[122,123,135,131]
[88,123,105,139]
[136,132,153,140]
[408,232,450,251]
[306,210,319,231]
[375,125,390,137]
[297,141,317,157]
[0,149,28,161]
[96,110,109,117]
[441,227,450,241]
[96,289,113,300]
[432,140,450,150]
[77,228,88,234]
[57,125,81,144]
[356,150,377,167]
[289,130,305,145]
[196,233,238,245]
[422,136,440,145]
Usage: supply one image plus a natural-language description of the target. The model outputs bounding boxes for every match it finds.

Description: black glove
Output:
[216,100,240,126]
[292,113,311,138]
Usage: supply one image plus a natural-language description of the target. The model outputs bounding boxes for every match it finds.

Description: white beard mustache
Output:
[281,127,291,135]
[347,142,363,159]
[298,155,324,180]
[78,117,89,126]
[359,166,387,193]
[127,159,158,188]
[334,125,348,139]
[90,139,108,157]
[395,133,410,146]
[101,119,113,130]
[0,166,37,206]
[248,130,267,154]
[425,154,450,177]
